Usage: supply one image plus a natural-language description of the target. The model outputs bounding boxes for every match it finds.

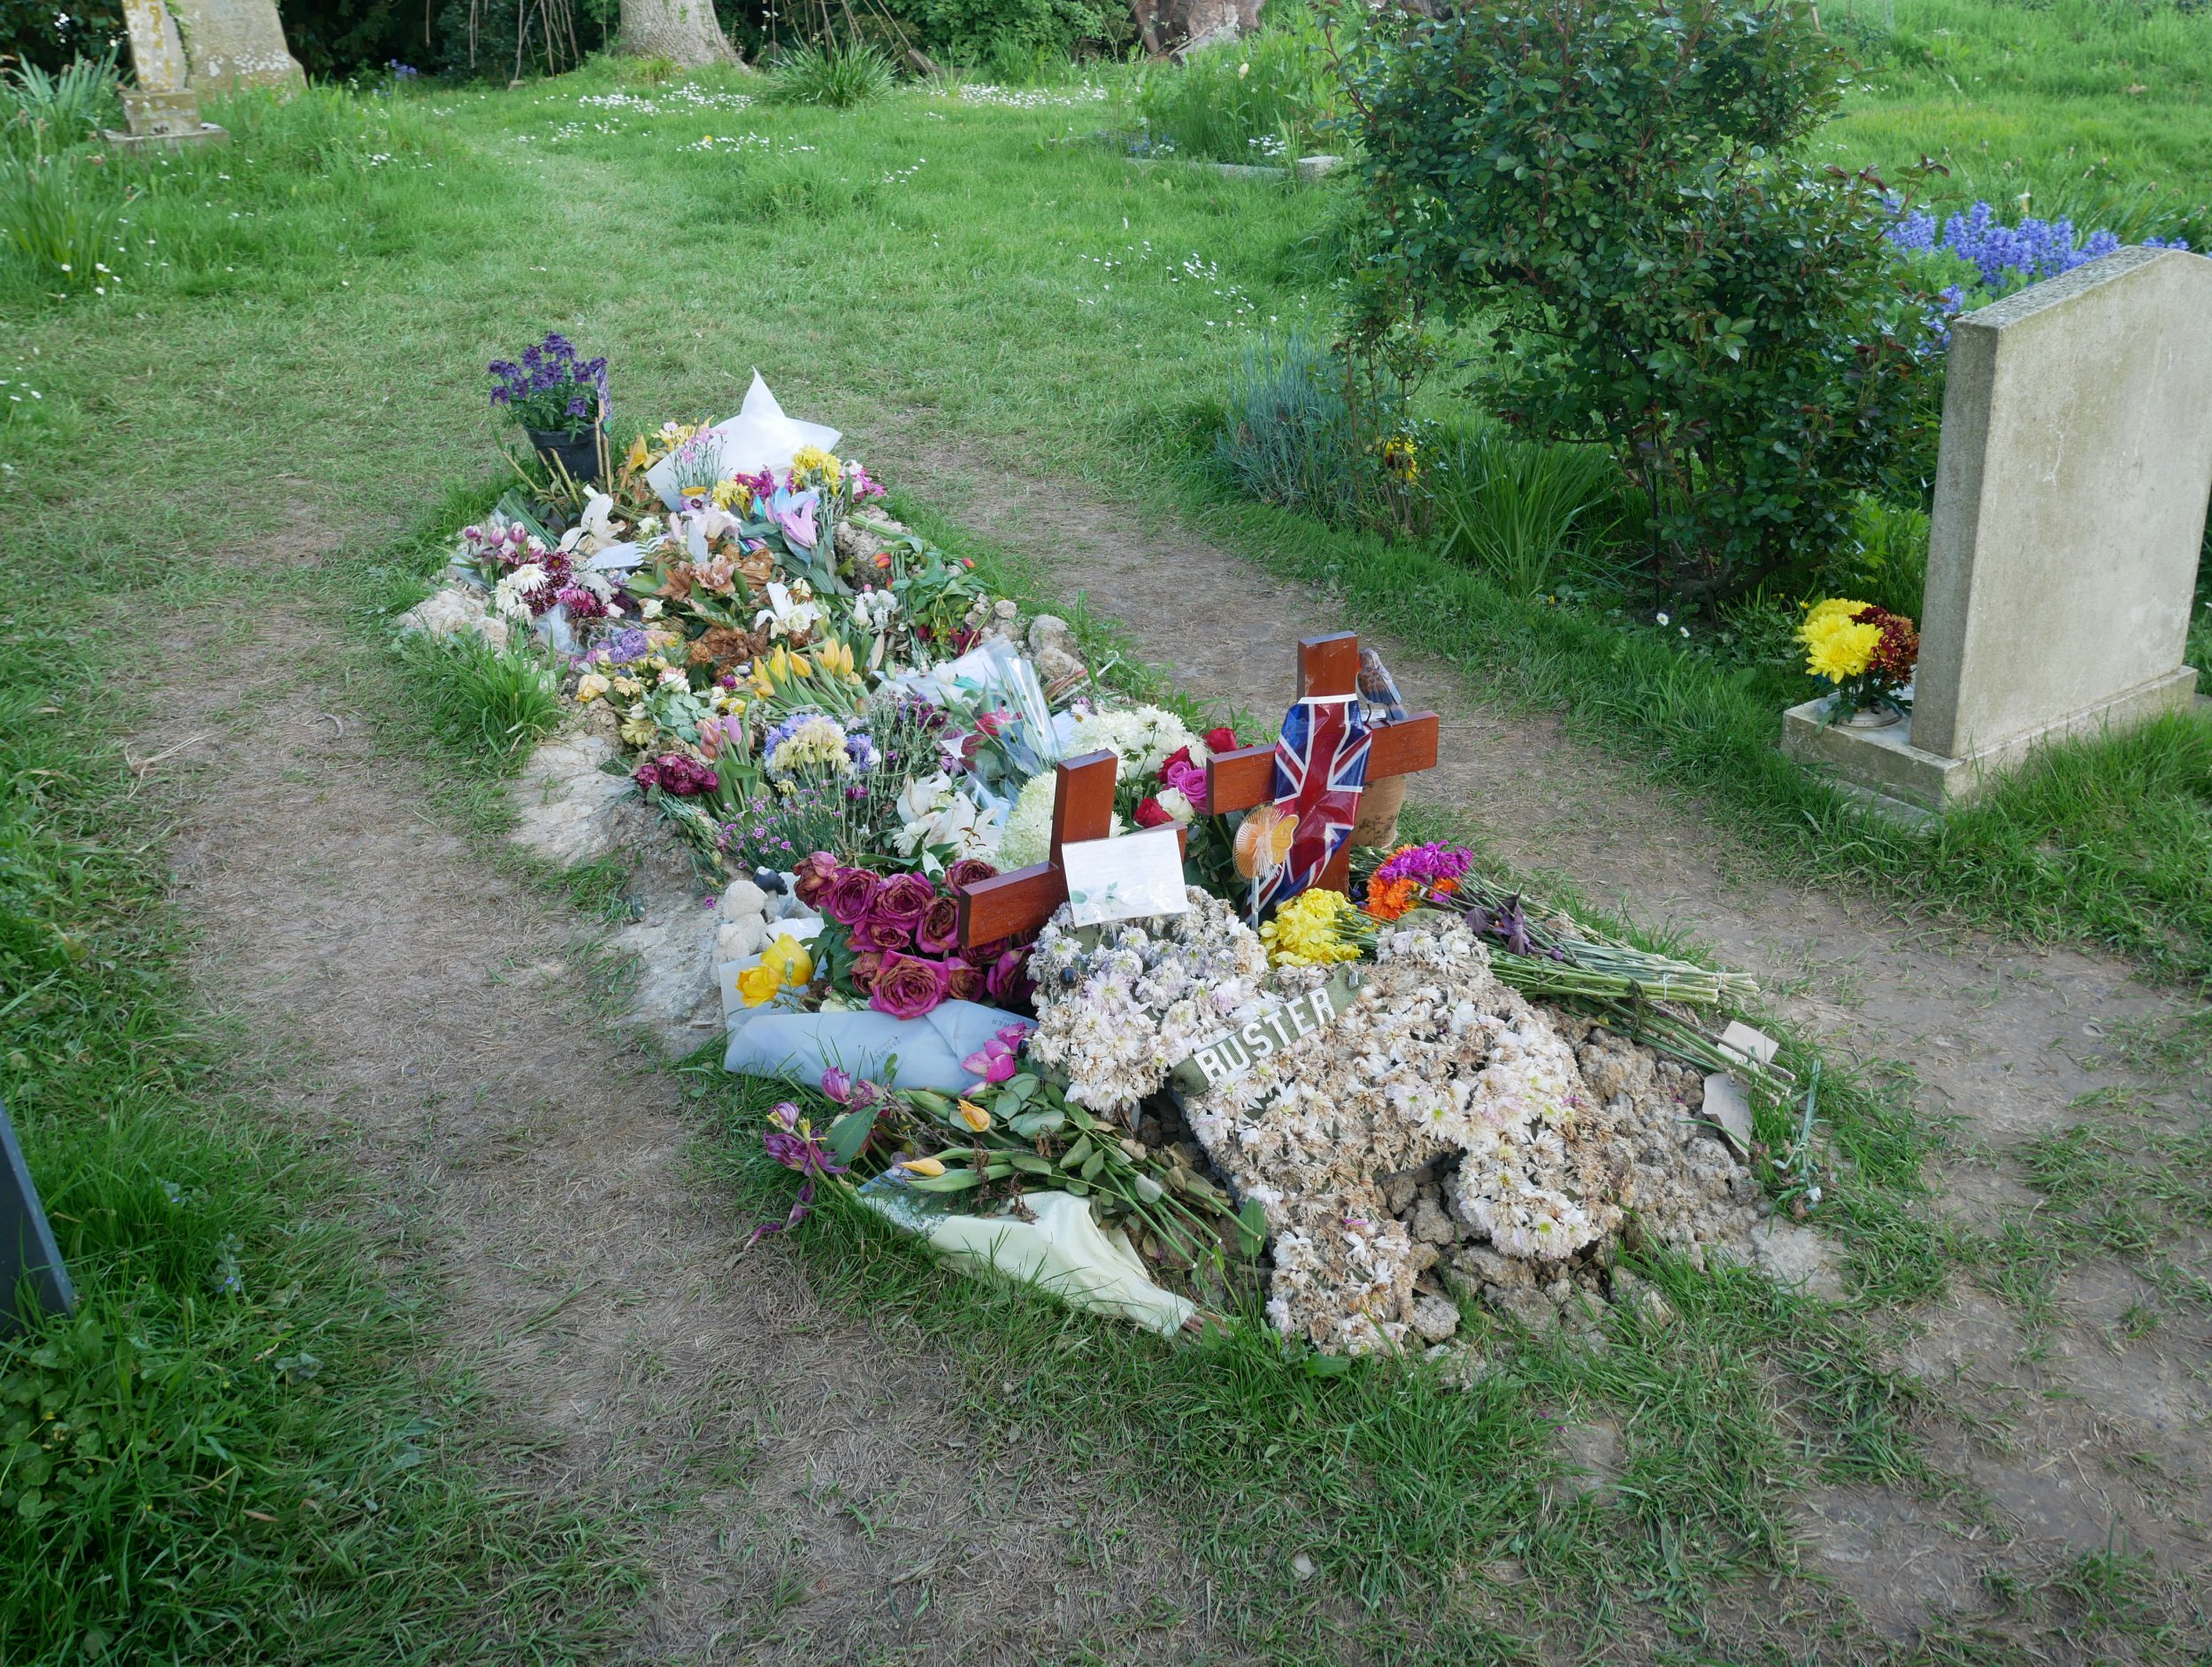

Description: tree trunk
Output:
[1130,0,1260,57]
[619,0,736,65]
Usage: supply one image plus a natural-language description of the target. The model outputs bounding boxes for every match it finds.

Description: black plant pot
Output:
[526,422,604,483]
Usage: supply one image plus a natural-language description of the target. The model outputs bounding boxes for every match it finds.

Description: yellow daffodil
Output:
[956,1098,992,1132]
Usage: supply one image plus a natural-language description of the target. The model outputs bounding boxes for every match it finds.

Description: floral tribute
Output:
[1798,597,1920,722]
[403,371,1787,1360]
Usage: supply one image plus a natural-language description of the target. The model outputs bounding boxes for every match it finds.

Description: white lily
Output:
[754,580,825,640]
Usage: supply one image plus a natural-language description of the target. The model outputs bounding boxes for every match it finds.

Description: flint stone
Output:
[509,732,634,867]
[1409,1196,1456,1247]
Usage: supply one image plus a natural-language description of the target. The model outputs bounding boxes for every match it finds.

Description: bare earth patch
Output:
[869,430,2212,1642]
[131,603,1237,1664]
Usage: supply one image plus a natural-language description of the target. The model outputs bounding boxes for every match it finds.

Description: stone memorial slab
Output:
[1785,247,2212,815]
[108,0,228,148]
[0,1099,75,1338]
[167,0,304,93]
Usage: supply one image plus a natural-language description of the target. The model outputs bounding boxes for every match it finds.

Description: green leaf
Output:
[826,1105,879,1166]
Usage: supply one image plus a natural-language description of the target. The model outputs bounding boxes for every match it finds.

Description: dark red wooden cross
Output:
[955,751,1187,949]
[1201,632,1440,895]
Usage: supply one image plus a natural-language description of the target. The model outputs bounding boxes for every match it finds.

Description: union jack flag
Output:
[1256,695,1371,913]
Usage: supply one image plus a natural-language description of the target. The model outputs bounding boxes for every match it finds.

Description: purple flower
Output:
[745,1102,849,1249]
[869,952,949,1021]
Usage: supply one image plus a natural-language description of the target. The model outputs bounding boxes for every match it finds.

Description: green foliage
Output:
[1430,427,1621,598]
[0,153,125,297]
[765,41,897,107]
[1354,0,1943,603]
[1847,495,1931,618]
[392,630,567,766]
[892,0,1130,70]
[1213,334,1356,515]
[0,624,634,1661]
[0,0,118,75]
[0,50,118,156]
[1133,29,1330,163]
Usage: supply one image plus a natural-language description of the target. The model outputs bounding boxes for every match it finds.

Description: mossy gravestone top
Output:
[1786,246,2212,816]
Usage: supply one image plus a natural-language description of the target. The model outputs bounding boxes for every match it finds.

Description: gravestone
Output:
[0,1100,75,1339]
[1783,246,2212,815]
[167,0,305,94]
[106,0,227,148]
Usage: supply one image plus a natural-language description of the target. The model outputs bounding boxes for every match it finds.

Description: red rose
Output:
[1163,744,1194,772]
[944,857,998,893]
[851,913,913,953]
[870,871,936,933]
[942,959,983,1003]
[1133,796,1173,828]
[986,947,1033,1006]
[870,951,949,1020]
[824,867,880,926]
[848,950,884,994]
[1204,726,1239,754]
[916,895,963,956]
[792,850,841,907]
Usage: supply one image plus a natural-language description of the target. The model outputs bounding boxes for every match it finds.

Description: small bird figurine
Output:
[1357,648,1408,725]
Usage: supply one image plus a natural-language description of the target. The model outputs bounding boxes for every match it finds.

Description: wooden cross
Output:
[955,751,1187,949]
[1202,632,1440,895]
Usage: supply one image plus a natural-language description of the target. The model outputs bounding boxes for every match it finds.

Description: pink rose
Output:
[793,851,841,907]
[942,959,982,1004]
[869,952,949,1020]
[916,895,963,956]
[870,871,936,933]
[944,857,998,893]
[851,913,913,954]
[824,868,880,926]
[848,950,884,994]
[1162,756,1208,801]
[986,946,1033,1006]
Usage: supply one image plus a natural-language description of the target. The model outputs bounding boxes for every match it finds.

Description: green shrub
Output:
[1133,30,1329,163]
[765,40,896,106]
[1354,0,1942,603]
[892,0,1129,69]
[391,632,565,766]
[1214,334,1356,517]
[1431,427,1620,598]
[1847,497,1930,619]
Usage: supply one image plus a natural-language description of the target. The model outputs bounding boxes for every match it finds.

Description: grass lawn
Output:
[2,6,2209,1658]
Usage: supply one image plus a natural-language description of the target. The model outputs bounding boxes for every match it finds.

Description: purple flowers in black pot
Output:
[488,332,608,437]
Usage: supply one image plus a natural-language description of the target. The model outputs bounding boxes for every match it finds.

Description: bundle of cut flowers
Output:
[1799,597,1919,721]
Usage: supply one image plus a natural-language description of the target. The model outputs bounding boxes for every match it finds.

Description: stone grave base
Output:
[103,122,228,150]
[1782,665,2202,818]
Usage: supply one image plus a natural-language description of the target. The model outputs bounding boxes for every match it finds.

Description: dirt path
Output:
[133,601,1237,1666]
[877,432,2212,1639]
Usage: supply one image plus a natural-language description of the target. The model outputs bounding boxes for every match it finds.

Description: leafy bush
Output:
[1431,428,1620,598]
[1214,334,1356,516]
[1133,29,1329,163]
[891,0,1129,69]
[766,40,896,106]
[1353,0,1941,603]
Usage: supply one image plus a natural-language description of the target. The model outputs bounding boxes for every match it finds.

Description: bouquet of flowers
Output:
[1798,597,1920,724]
[794,852,1036,1018]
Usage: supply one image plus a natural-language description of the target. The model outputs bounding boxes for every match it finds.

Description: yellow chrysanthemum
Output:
[1803,616,1883,682]
[1800,596,1871,635]
[790,444,842,488]
[1260,887,1366,968]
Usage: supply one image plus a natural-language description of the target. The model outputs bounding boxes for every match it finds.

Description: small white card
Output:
[1061,827,1188,928]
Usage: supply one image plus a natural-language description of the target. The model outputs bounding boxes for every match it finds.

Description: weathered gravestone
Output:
[1784,246,2212,815]
[0,1100,75,1339]
[166,0,304,94]
[105,0,227,148]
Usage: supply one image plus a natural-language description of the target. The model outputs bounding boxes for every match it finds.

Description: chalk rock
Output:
[717,917,768,964]
[719,879,768,922]
[1409,1195,1456,1247]
[1745,1218,1847,1303]
[1409,1293,1461,1344]
[1027,614,1087,686]
[509,732,634,867]
[397,585,510,651]
[611,897,723,1055]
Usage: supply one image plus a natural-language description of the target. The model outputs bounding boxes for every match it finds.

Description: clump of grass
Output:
[0,152,125,296]
[0,49,118,157]
[1214,334,1355,515]
[1430,428,1621,599]
[391,629,566,768]
[766,41,895,108]
[1132,29,1329,163]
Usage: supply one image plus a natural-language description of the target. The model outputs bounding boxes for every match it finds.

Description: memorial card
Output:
[1060,827,1188,928]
